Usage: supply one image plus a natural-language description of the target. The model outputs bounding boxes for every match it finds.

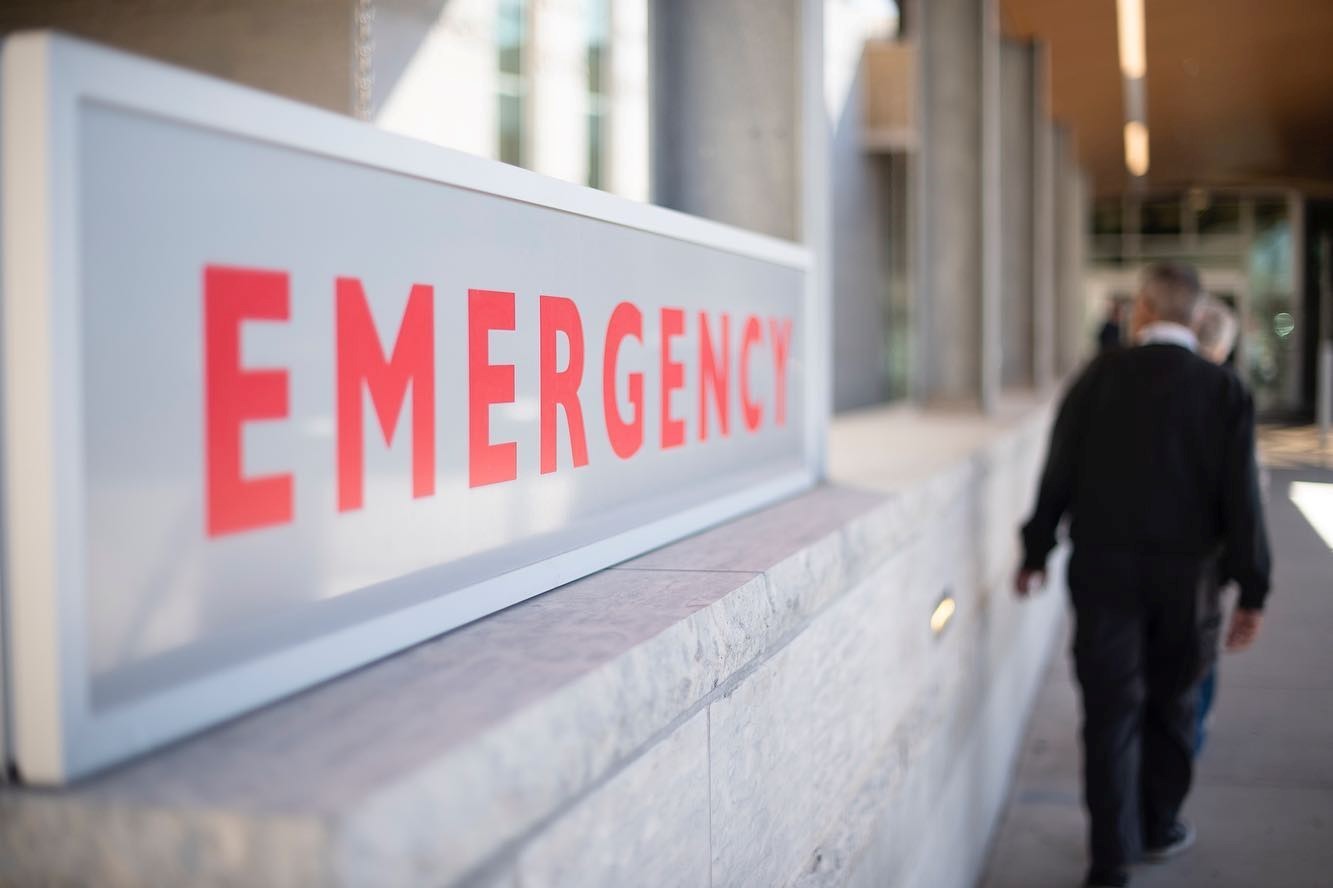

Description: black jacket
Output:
[1021,343,1272,609]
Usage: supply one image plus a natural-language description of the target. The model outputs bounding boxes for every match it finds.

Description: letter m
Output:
[336,278,435,512]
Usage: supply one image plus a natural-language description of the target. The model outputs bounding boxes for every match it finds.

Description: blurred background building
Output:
[3,1,1329,420]
[0,0,1097,417]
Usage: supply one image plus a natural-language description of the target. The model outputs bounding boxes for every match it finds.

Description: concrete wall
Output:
[0,0,357,113]
[0,402,1066,887]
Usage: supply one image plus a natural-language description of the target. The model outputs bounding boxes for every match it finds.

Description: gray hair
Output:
[1140,262,1203,325]
[1195,295,1238,357]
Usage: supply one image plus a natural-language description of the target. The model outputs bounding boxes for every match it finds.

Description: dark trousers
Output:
[1068,548,1223,871]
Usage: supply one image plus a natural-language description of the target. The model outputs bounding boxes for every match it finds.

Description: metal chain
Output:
[355,0,376,120]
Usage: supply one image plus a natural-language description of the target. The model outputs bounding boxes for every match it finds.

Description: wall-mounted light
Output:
[1116,0,1146,79]
[930,593,957,636]
[1124,121,1150,177]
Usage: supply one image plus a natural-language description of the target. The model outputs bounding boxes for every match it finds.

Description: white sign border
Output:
[0,31,817,783]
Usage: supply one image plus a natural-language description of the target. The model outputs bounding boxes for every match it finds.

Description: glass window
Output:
[1092,198,1123,236]
[1252,200,1293,291]
[586,0,611,189]
[883,153,913,400]
[1195,194,1241,234]
[1254,198,1288,234]
[1139,197,1182,236]
[497,0,528,167]
[1247,198,1299,414]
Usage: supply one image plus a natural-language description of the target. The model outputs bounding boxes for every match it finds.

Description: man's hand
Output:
[1226,608,1264,652]
[1014,568,1045,598]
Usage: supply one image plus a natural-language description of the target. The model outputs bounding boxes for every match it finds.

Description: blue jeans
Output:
[1194,665,1217,756]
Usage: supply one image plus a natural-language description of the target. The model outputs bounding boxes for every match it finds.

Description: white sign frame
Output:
[0,32,818,783]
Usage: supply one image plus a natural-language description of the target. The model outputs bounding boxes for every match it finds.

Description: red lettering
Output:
[769,316,792,426]
[741,315,764,432]
[540,295,589,474]
[603,302,644,459]
[336,279,435,512]
[659,307,686,449]
[698,312,730,440]
[469,289,518,487]
[204,265,293,536]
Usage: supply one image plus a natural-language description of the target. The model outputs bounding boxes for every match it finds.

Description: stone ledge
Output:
[0,394,1056,887]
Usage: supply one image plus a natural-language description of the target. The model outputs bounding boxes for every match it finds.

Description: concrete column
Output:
[1053,125,1088,375]
[1069,169,1091,368]
[650,0,829,471]
[826,8,894,411]
[1031,43,1057,391]
[913,0,1001,408]
[650,0,801,240]
[999,39,1035,390]
[979,0,1003,412]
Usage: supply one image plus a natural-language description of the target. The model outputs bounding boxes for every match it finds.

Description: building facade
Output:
[0,1,1091,885]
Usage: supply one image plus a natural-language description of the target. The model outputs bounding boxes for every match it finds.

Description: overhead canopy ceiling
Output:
[1001,0,1333,196]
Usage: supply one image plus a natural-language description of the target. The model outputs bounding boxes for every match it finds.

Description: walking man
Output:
[1015,263,1271,888]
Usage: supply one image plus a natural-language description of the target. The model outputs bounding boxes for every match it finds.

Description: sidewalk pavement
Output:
[981,464,1333,888]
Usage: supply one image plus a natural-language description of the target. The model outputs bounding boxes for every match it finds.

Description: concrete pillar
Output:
[913,0,1001,408]
[999,39,1035,390]
[650,0,801,240]
[650,0,829,470]
[1053,125,1088,375]
[1070,169,1091,368]
[827,11,896,411]
[979,0,1003,412]
[1031,44,1057,391]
